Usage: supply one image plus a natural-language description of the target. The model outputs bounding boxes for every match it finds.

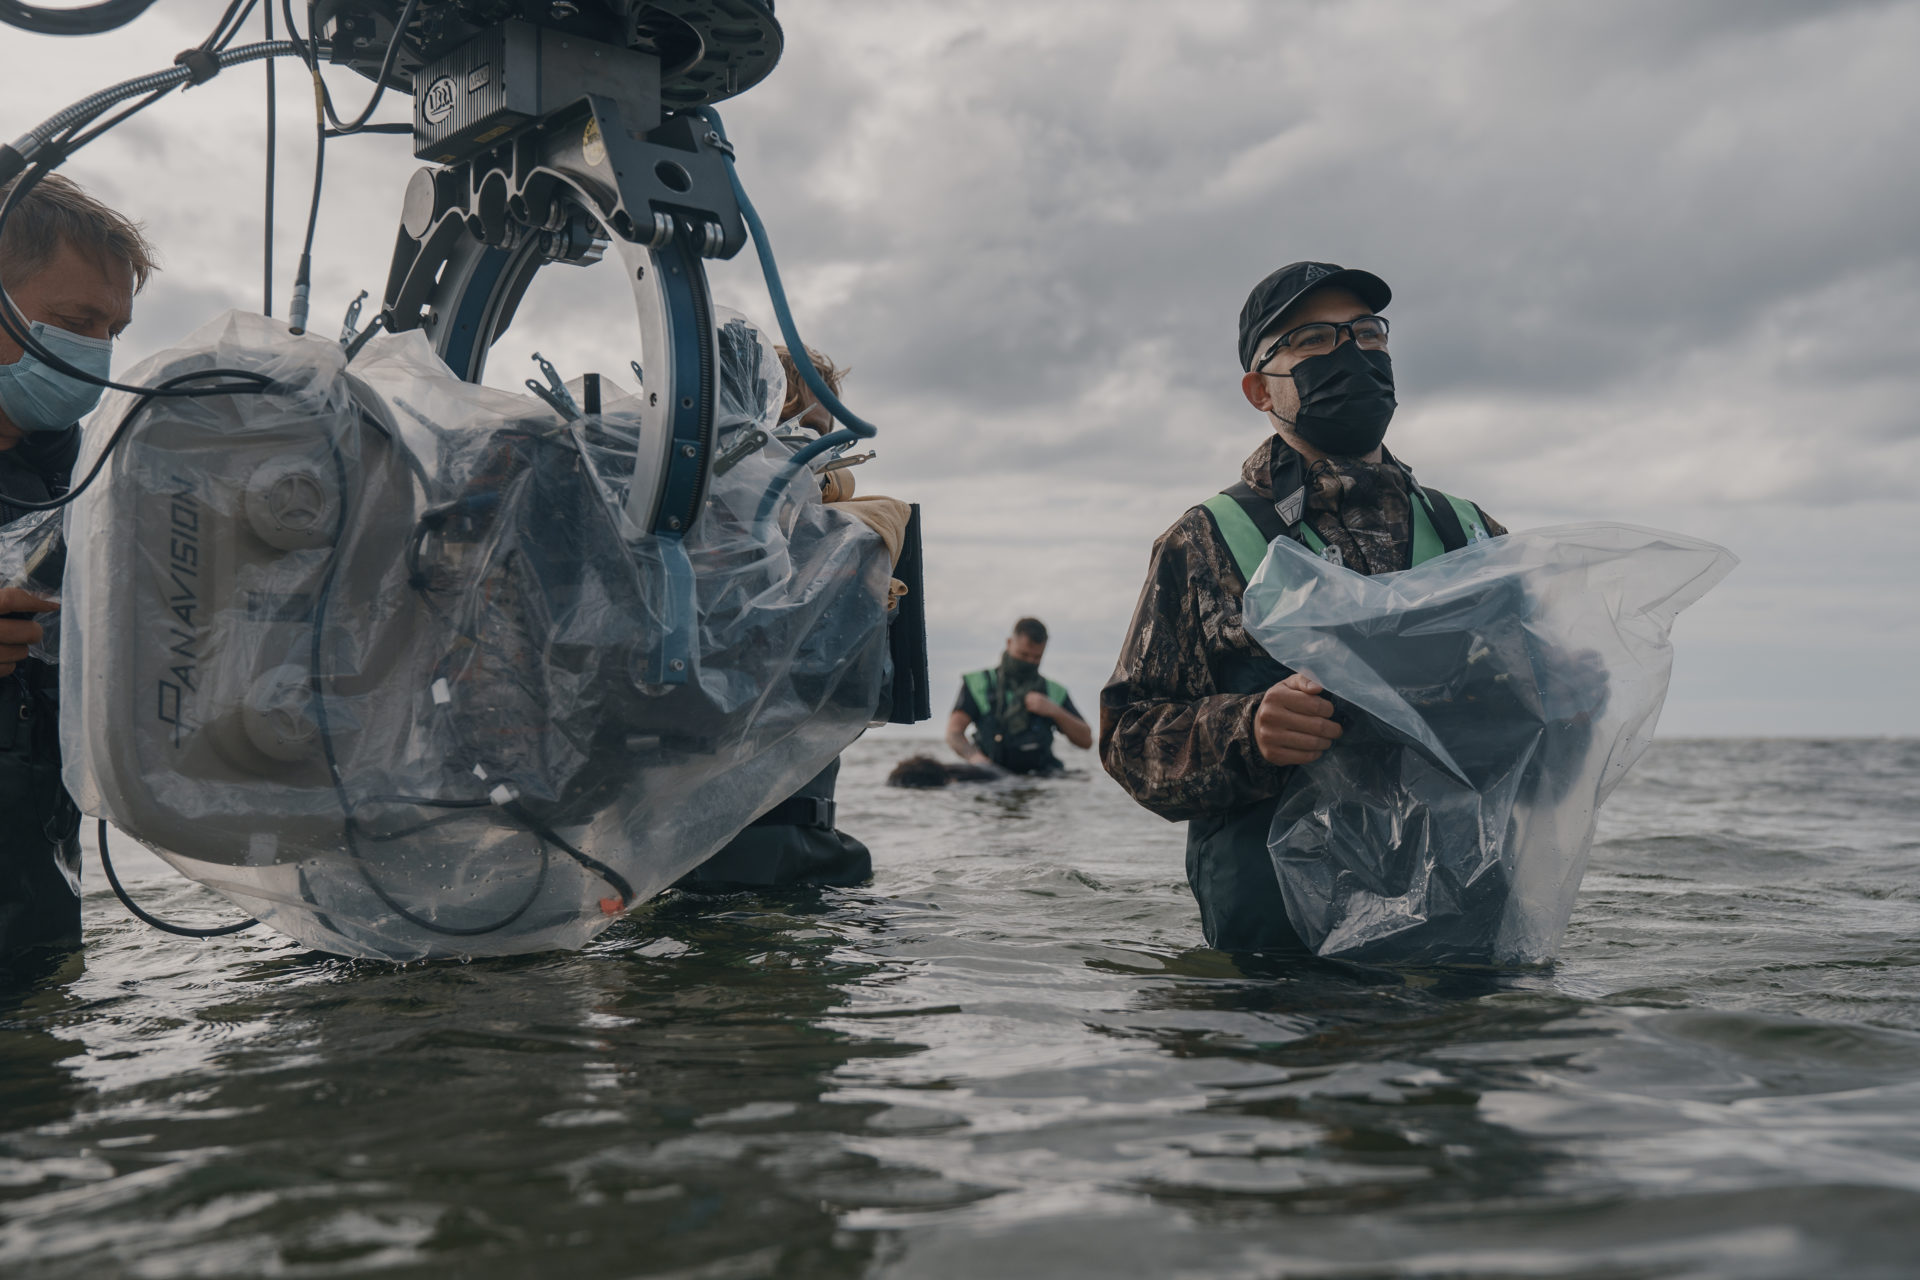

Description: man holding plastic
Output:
[0,174,149,960]
[1100,262,1504,954]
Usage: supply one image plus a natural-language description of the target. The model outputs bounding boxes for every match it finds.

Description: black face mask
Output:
[1276,342,1397,457]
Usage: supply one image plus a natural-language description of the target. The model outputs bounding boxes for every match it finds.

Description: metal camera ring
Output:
[381,157,725,544]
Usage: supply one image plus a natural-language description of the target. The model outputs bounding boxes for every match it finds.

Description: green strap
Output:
[1445,492,1489,542]
[1411,489,1491,565]
[1205,488,1489,580]
[969,670,1065,709]
[1410,494,1445,566]
[963,669,994,717]
[1201,493,1277,581]
[966,669,1068,722]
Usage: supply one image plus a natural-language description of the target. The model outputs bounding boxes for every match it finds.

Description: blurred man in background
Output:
[949,618,1092,776]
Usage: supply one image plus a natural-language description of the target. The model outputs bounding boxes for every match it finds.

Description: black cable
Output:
[0,41,305,399]
[0,0,157,36]
[59,86,174,152]
[400,495,638,914]
[307,428,554,938]
[311,0,419,135]
[301,120,325,261]
[205,0,257,51]
[410,547,635,912]
[285,102,323,331]
[98,821,260,938]
[195,0,245,50]
[279,0,311,63]
[0,368,274,513]
[504,801,635,911]
[359,808,499,844]
[281,0,415,137]
[46,0,271,152]
[264,0,276,316]
[360,794,494,810]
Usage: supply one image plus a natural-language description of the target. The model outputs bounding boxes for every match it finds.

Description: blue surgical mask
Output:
[0,321,113,433]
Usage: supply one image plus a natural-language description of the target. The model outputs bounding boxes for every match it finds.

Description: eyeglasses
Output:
[1256,315,1390,369]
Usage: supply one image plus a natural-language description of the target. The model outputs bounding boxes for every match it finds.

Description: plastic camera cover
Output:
[58,309,893,959]
[1240,524,1736,966]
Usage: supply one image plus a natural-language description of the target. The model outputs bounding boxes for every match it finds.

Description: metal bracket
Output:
[377,49,736,543]
[650,533,695,686]
[711,427,768,477]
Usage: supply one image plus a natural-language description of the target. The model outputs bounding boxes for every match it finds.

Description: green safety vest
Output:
[964,669,1069,719]
[1200,486,1489,581]
[963,668,1072,770]
[1182,480,1491,954]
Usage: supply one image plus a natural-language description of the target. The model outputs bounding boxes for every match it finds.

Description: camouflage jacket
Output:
[1099,435,1505,822]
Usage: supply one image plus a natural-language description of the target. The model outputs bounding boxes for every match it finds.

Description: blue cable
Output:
[693,108,877,530]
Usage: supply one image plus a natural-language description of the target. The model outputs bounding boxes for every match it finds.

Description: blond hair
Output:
[776,344,846,421]
[0,173,156,292]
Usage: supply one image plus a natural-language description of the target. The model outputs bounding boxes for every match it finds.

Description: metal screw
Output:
[680,444,696,458]
[681,396,693,408]
[667,516,682,530]
[669,658,686,672]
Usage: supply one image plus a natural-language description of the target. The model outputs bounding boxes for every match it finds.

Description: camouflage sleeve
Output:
[1098,514,1293,822]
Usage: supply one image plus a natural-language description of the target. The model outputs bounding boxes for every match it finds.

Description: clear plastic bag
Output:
[60,310,893,960]
[1240,524,1736,966]
[0,506,63,662]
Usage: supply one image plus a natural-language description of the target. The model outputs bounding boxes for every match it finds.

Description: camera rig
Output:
[1,1,932,956]
[314,2,783,544]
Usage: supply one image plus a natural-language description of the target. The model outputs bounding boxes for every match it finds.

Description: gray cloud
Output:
[4,0,1915,732]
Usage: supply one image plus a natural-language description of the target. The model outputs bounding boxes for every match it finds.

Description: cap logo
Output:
[1302,264,1333,284]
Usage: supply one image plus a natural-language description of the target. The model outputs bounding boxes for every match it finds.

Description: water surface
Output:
[4,737,1918,1278]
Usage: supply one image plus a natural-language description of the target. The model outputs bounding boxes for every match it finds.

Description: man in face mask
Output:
[0,173,150,963]
[949,617,1092,775]
[1099,261,1506,955]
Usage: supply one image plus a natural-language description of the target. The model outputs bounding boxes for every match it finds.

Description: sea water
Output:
[3,737,1917,1278]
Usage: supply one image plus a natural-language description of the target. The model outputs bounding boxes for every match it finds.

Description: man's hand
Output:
[1025,690,1093,750]
[0,589,57,678]
[1254,672,1342,767]
[945,708,993,765]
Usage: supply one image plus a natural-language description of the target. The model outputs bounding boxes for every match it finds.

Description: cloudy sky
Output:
[5,0,1916,736]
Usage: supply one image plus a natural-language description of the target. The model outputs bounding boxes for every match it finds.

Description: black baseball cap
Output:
[1238,261,1392,370]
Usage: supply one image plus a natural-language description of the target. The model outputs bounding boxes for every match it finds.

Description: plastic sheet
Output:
[0,506,63,663]
[60,310,894,960]
[1240,524,1736,966]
